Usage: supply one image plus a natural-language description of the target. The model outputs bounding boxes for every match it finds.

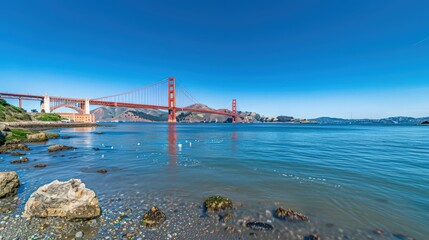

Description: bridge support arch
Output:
[168,77,177,123]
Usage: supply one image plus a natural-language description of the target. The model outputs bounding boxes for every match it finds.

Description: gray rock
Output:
[0,172,20,198]
[23,179,101,220]
[47,144,75,152]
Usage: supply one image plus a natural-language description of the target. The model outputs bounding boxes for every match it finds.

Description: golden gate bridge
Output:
[0,77,241,123]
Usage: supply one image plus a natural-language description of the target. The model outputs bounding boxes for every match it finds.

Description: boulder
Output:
[274,207,309,222]
[48,144,75,152]
[23,179,101,220]
[0,172,20,198]
[141,206,166,228]
[26,132,48,142]
[204,196,233,211]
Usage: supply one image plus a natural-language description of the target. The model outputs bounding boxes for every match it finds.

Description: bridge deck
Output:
[1,92,242,120]
[90,100,240,118]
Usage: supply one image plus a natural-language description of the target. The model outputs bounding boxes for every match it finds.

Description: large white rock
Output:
[23,179,101,220]
[0,172,20,198]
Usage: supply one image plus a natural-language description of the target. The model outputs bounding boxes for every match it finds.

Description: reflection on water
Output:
[168,123,177,166]
[60,127,96,146]
[231,131,237,153]
[64,127,96,132]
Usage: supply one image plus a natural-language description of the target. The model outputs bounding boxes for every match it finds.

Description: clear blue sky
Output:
[1,1,428,118]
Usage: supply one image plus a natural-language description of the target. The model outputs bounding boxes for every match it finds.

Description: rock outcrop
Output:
[0,140,30,154]
[0,172,20,198]
[48,144,75,152]
[141,206,166,228]
[23,179,101,220]
[26,132,48,142]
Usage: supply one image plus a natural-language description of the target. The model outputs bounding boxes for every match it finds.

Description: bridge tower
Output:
[168,77,177,123]
[232,99,237,123]
[41,94,51,113]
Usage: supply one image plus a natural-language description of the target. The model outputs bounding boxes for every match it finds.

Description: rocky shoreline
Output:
[1,121,99,130]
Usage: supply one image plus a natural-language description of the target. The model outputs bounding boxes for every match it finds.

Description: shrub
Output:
[36,113,62,121]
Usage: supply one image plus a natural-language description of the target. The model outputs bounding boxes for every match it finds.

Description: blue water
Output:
[2,123,428,239]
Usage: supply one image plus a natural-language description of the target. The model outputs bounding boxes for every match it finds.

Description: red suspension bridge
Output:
[0,77,242,123]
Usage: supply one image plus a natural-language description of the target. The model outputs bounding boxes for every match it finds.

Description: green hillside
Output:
[0,99,32,122]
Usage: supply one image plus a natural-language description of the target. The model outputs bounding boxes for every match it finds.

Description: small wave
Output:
[280,173,342,188]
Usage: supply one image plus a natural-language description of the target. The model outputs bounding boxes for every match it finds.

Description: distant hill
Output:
[91,104,311,123]
[91,107,168,122]
[176,104,231,123]
[0,99,32,122]
[312,116,429,125]
[91,104,237,123]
